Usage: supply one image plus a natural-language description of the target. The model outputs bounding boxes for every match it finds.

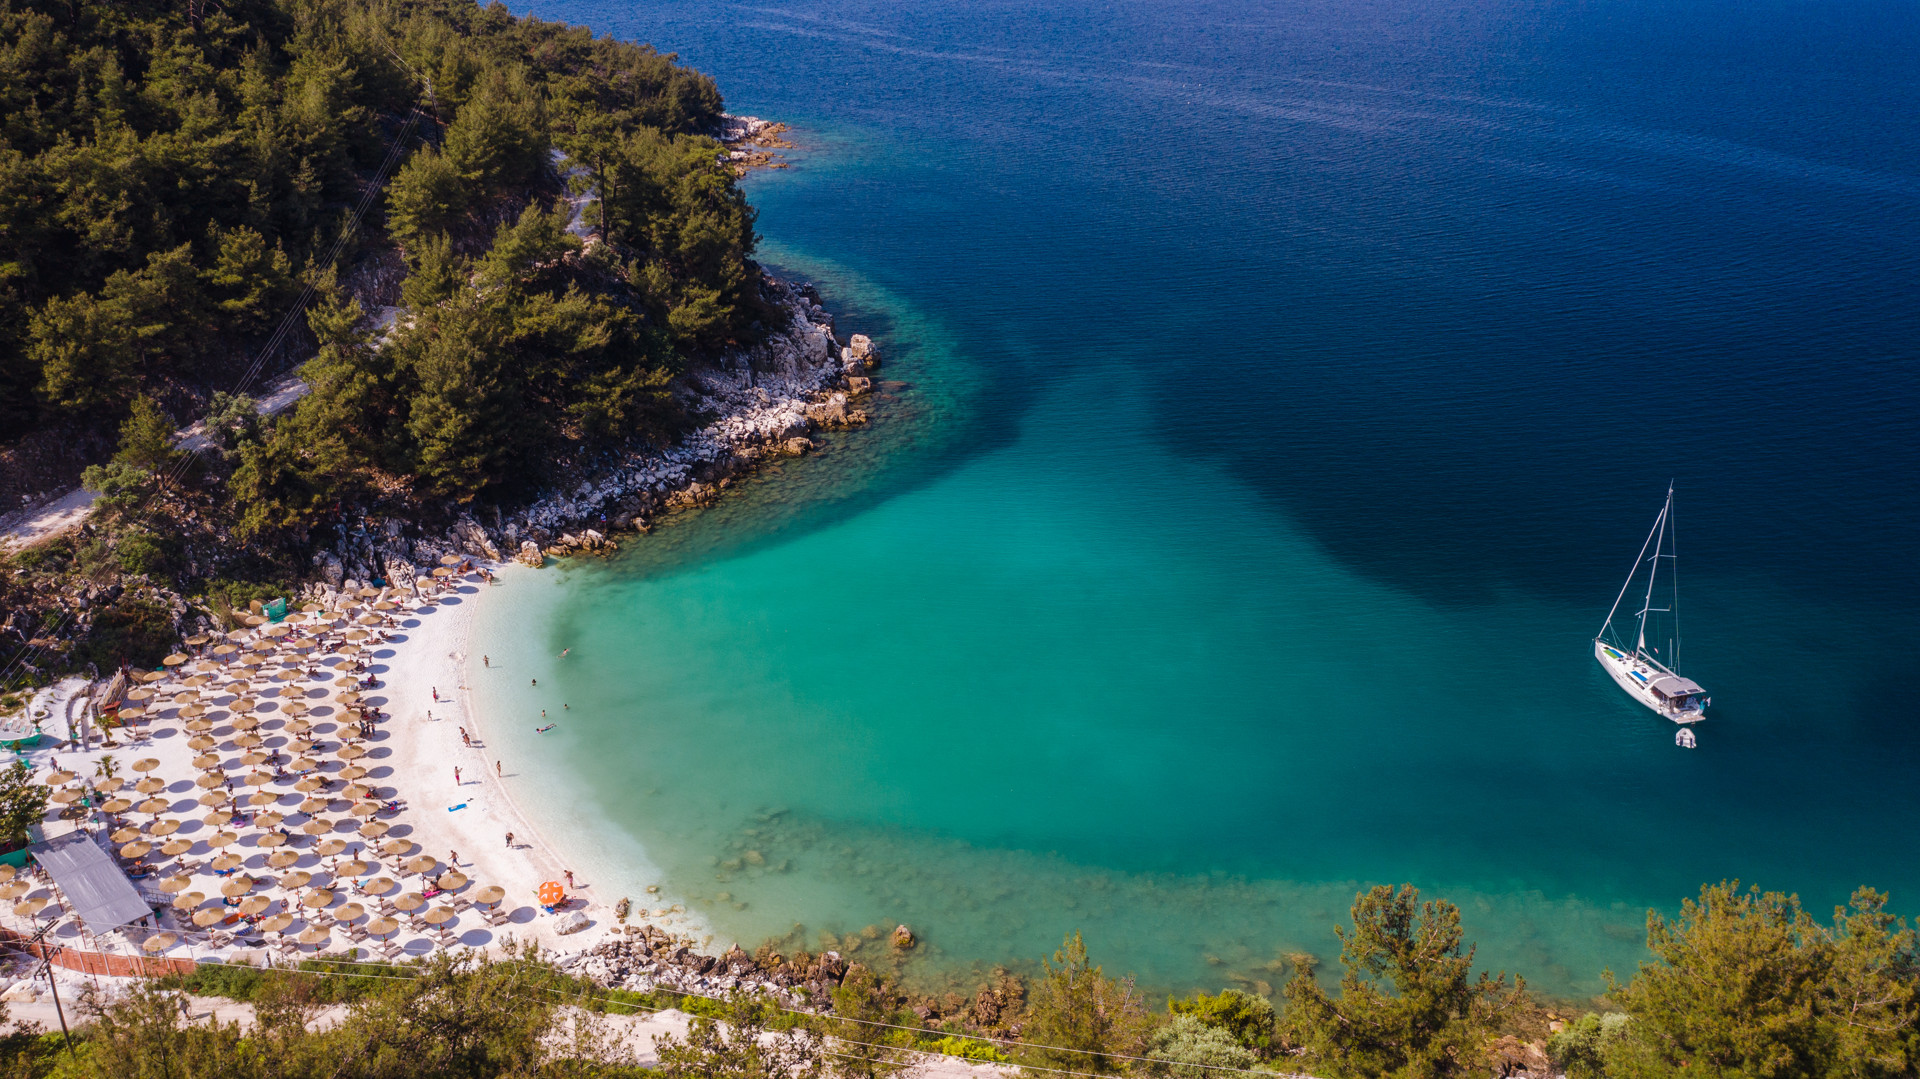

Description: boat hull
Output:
[1594,639,1704,724]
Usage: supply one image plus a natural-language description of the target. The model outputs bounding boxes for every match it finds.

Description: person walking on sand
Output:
[564,870,576,889]
[505,831,514,848]
[449,851,459,867]
[454,766,461,785]
[483,655,489,667]
[432,687,439,702]
[495,760,502,776]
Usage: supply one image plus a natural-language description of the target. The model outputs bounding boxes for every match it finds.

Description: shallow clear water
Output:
[481,0,1920,998]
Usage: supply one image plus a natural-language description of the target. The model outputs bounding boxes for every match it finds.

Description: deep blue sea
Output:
[484,0,1920,998]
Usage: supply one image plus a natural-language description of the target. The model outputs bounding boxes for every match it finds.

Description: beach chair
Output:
[450,897,472,912]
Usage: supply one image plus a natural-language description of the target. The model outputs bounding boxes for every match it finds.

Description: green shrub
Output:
[1546,1012,1629,1079]
[79,596,175,670]
[115,531,173,578]
[924,1035,1010,1063]
[1146,1015,1258,1079]
[1167,987,1276,1056]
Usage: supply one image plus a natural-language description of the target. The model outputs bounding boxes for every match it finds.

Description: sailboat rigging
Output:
[1595,484,1709,727]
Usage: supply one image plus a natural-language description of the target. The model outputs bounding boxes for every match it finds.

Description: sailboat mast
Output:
[1669,487,1681,672]
[1634,487,1671,661]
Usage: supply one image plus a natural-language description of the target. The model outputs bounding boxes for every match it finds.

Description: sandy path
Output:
[0,374,311,550]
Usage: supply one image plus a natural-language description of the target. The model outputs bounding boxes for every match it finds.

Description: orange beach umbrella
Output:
[537,881,565,905]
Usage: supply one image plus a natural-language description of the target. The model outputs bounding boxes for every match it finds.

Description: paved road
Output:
[0,374,310,551]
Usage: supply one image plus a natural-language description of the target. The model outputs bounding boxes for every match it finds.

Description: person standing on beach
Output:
[564,870,576,889]
[495,760,502,776]
[505,831,514,847]
[454,766,461,785]
[450,851,459,867]
[483,656,489,667]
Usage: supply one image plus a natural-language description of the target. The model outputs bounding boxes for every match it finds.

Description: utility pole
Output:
[29,923,73,1054]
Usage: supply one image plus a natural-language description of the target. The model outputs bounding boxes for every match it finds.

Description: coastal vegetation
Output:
[0,0,774,685]
[0,880,1909,1079]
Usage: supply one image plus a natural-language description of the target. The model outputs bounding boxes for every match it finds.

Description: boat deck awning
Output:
[29,831,152,932]
[1648,674,1705,699]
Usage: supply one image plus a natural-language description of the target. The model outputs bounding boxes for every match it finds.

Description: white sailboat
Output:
[1595,484,1709,726]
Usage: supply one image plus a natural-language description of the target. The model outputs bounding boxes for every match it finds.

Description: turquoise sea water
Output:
[480,0,1920,999]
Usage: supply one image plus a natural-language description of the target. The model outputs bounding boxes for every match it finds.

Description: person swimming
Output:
[535,724,555,733]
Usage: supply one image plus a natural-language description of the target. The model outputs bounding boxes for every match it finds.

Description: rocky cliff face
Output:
[310,274,876,584]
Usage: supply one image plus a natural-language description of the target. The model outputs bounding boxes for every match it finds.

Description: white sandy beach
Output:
[369,566,708,953]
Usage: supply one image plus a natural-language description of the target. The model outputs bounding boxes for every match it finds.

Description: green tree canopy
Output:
[1017,932,1155,1079]
[1603,881,1920,1079]
[1283,884,1529,1079]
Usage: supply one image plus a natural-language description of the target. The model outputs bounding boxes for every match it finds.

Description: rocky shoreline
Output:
[558,927,853,1006]
[718,114,797,175]
[309,273,879,591]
